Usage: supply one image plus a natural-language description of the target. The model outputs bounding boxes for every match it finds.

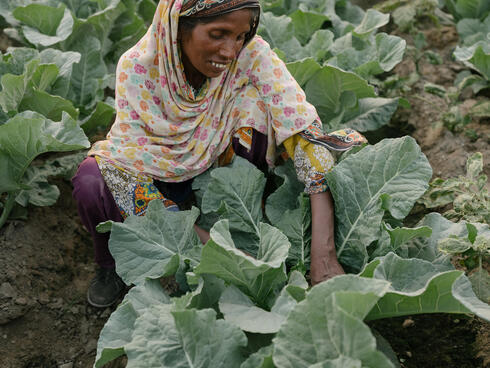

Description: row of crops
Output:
[0,0,489,367]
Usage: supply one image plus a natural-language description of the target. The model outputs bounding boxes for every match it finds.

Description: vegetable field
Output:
[0,0,489,367]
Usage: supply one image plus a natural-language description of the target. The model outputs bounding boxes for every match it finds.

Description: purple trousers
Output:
[72,132,268,268]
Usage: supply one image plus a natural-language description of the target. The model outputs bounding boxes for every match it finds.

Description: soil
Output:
[1,7,489,368]
[388,25,490,182]
[0,180,120,368]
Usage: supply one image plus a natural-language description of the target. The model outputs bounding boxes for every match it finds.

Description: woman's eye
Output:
[209,32,223,40]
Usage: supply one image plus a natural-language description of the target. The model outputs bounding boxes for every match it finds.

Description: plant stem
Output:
[0,193,16,229]
[477,254,483,296]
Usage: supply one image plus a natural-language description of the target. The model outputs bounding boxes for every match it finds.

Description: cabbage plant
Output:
[94,137,490,367]
[0,111,89,228]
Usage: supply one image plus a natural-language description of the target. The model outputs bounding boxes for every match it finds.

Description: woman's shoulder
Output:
[237,35,278,69]
[243,35,272,55]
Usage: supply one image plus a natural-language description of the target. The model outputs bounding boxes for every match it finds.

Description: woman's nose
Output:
[219,39,240,60]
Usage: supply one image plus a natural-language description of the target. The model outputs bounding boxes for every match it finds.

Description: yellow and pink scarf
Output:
[89,0,321,182]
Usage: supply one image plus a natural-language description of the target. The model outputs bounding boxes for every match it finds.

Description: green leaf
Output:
[220,271,306,334]
[418,177,456,209]
[124,278,172,313]
[385,224,433,251]
[14,165,60,207]
[0,56,79,120]
[341,97,399,132]
[325,137,432,272]
[122,305,247,367]
[474,234,490,255]
[80,100,115,134]
[258,12,296,51]
[38,49,81,98]
[275,194,312,267]
[401,213,469,264]
[286,58,321,88]
[466,152,483,180]
[95,302,138,367]
[0,58,39,113]
[138,0,157,23]
[289,10,329,45]
[172,308,247,367]
[95,279,172,367]
[61,0,99,19]
[195,220,289,306]
[19,89,79,121]
[107,1,147,65]
[445,0,490,21]
[452,272,490,320]
[0,48,39,78]
[30,64,59,91]
[201,164,266,238]
[0,0,27,27]
[240,346,274,368]
[365,253,490,322]
[454,42,490,80]
[176,274,226,310]
[83,0,126,55]
[303,29,335,62]
[0,111,90,193]
[392,4,416,32]
[466,223,478,244]
[470,100,490,117]
[456,16,490,46]
[424,82,447,97]
[264,162,311,267]
[468,268,490,304]
[285,270,309,302]
[330,32,407,80]
[107,202,201,284]
[96,221,113,233]
[305,65,376,130]
[15,151,86,207]
[376,33,407,72]
[353,9,390,36]
[372,223,433,259]
[272,275,394,368]
[219,284,297,333]
[64,24,108,111]
[13,4,66,35]
[21,8,74,47]
[265,161,304,225]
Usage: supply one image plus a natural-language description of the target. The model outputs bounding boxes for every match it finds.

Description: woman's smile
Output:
[210,61,228,70]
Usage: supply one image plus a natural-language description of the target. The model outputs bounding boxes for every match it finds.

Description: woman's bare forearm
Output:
[194,224,210,244]
[310,190,344,285]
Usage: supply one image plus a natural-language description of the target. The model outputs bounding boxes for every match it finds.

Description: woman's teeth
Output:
[211,61,227,70]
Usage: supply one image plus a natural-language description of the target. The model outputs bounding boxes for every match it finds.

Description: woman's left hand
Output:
[194,224,210,244]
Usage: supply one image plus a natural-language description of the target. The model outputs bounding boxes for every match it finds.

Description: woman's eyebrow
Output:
[208,25,251,33]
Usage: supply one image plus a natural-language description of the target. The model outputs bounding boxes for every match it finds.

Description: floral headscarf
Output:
[180,0,260,19]
[89,0,320,182]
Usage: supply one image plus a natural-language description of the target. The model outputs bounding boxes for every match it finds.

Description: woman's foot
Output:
[87,267,126,308]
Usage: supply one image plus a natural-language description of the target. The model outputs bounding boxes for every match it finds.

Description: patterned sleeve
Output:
[282,133,335,195]
[282,121,368,194]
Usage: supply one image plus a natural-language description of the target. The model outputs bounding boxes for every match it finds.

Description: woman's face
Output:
[180,9,253,86]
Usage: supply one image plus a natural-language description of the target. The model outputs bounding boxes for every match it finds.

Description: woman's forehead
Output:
[199,9,253,30]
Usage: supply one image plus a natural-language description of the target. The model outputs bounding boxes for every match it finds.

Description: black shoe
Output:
[87,267,126,308]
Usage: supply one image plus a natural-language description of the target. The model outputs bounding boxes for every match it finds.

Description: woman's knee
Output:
[72,157,106,202]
